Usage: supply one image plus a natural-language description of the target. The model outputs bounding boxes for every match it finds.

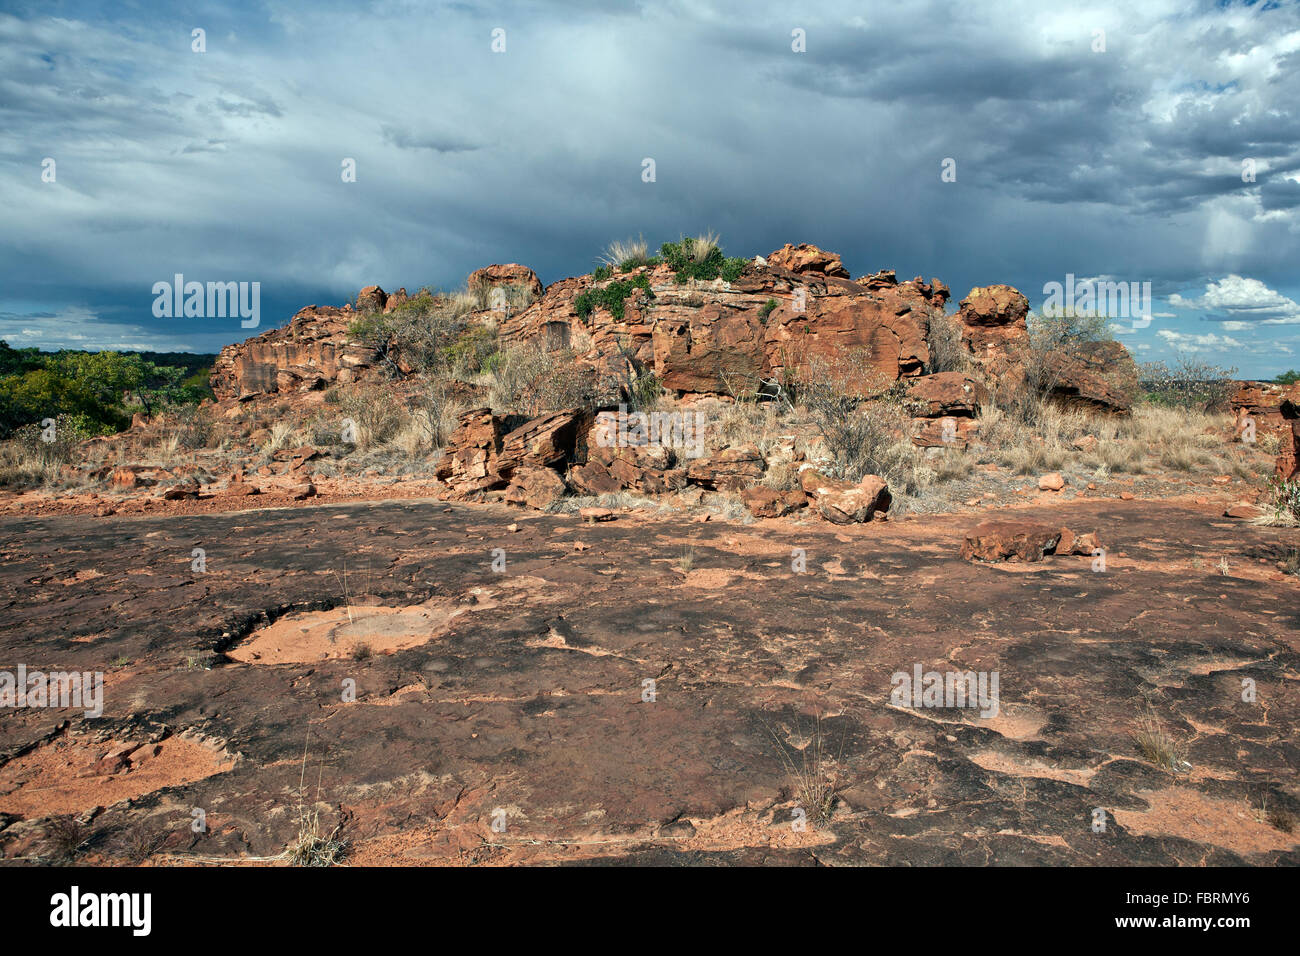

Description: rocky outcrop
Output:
[498,246,950,397]
[434,408,508,495]
[210,304,381,401]
[906,372,988,417]
[957,285,1031,378]
[1040,340,1138,413]
[765,243,850,278]
[954,286,1135,414]
[1232,380,1299,445]
[467,263,544,299]
[1278,388,1300,481]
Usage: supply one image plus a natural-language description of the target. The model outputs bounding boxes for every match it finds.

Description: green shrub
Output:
[759,299,779,319]
[443,325,498,375]
[659,236,748,284]
[574,274,654,321]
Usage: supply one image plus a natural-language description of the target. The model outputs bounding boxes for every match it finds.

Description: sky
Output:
[1,0,1298,377]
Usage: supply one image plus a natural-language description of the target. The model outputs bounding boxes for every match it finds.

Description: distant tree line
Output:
[0,341,215,440]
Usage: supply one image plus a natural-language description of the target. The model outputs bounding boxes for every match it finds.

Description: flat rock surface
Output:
[0,498,1296,866]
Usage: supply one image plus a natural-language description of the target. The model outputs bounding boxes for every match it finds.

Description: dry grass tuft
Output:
[1132,705,1190,773]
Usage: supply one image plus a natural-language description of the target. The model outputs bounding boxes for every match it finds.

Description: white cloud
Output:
[1156,329,1243,351]
[1169,275,1300,325]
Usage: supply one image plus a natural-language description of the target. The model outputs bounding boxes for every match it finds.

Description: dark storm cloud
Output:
[0,0,1298,374]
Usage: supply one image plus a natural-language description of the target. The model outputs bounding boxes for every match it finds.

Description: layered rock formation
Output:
[210,305,381,401]
[204,241,1147,521]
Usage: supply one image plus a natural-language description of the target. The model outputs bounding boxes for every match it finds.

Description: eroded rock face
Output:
[1278,390,1300,481]
[906,372,988,417]
[210,305,380,401]
[1040,340,1138,414]
[468,263,544,299]
[765,242,850,277]
[498,250,948,397]
[957,285,1031,381]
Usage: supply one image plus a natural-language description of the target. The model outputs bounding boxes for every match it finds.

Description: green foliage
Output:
[659,237,748,284]
[573,273,654,321]
[1275,369,1300,385]
[443,325,498,375]
[759,298,779,319]
[347,295,490,376]
[592,265,614,281]
[0,340,213,440]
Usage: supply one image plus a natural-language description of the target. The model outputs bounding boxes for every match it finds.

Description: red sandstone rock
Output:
[910,416,978,449]
[906,372,988,417]
[467,264,544,300]
[799,468,891,523]
[765,243,850,278]
[161,477,200,500]
[685,444,766,491]
[356,286,388,312]
[503,466,566,510]
[740,486,807,518]
[961,520,1062,562]
[210,305,381,401]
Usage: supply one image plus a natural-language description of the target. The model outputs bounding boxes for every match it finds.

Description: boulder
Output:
[1055,528,1102,555]
[686,444,765,491]
[161,477,200,500]
[382,288,409,313]
[740,486,807,518]
[356,285,388,312]
[1040,340,1138,414]
[1038,472,1065,492]
[961,520,1061,563]
[799,468,891,524]
[503,466,566,510]
[467,263,544,300]
[110,468,141,490]
[765,243,850,278]
[906,372,988,417]
[911,416,978,449]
